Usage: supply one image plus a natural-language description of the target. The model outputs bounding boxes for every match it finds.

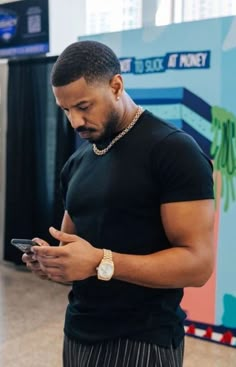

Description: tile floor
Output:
[0,262,236,367]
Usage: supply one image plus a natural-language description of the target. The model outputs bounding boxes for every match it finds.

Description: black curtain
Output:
[4,56,75,263]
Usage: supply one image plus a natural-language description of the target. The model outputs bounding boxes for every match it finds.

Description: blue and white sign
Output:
[0,8,17,42]
[0,0,49,58]
[120,51,211,74]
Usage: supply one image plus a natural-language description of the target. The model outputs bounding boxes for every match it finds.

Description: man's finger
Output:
[37,256,60,268]
[32,237,49,247]
[26,261,41,271]
[49,275,65,283]
[49,227,78,243]
[31,245,62,257]
[22,253,33,263]
[44,267,63,277]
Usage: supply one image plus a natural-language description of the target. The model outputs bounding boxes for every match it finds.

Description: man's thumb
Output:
[49,226,77,243]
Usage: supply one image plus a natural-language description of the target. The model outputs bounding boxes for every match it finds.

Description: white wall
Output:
[0,60,8,261]
[48,0,86,56]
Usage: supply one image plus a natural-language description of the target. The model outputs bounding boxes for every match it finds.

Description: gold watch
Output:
[96,249,114,281]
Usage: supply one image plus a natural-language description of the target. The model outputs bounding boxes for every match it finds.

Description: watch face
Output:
[98,262,114,279]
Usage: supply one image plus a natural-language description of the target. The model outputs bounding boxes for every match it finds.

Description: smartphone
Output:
[11,238,40,253]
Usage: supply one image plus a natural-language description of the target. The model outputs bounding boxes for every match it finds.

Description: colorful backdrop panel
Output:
[80,16,236,347]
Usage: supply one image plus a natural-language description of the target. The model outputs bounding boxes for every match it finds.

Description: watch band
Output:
[103,248,112,261]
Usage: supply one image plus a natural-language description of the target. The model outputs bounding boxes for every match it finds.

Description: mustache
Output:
[75,127,95,133]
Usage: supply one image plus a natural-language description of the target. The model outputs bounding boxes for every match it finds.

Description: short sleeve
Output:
[60,161,70,208]
[59,142,90,209]
[151,131,214,204]
[60,153,76,209]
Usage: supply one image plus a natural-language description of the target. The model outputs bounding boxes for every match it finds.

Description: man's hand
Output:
[31,227,103,283]
[22,238,50,280]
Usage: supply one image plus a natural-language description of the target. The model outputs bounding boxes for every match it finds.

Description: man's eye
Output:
[78,105,89,111]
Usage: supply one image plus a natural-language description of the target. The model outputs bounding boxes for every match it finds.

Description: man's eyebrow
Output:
[56,100,89,109]
[72,100,89,108]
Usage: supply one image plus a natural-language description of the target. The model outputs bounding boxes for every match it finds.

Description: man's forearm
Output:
[111,246,214,289]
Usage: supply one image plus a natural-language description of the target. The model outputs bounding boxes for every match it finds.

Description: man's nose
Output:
[68,110,86,129]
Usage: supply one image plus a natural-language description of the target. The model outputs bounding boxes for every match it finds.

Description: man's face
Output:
[53,77,121,144]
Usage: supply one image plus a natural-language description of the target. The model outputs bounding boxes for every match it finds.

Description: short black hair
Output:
[51,40,121,87]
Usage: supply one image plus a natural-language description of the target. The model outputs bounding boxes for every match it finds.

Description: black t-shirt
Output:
[60,110,214,347]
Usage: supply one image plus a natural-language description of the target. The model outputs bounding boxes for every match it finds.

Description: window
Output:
[86,0,142,35]
[155,0,236,26]
[155,0,173,26]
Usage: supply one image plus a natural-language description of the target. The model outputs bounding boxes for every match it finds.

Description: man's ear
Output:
[110,74,124,100]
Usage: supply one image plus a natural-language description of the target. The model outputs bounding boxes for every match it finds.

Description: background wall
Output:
[80,16,236,347]
[0,61,8,261]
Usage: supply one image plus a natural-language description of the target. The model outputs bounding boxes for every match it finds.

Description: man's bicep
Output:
[160,199,215,250]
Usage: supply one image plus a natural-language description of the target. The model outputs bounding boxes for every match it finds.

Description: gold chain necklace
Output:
[93,106,144,156]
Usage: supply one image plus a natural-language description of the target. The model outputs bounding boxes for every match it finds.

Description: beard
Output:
[96,109,120,143]
[77,109,120,145]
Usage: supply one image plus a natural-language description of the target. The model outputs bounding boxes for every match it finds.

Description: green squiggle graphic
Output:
[211,106,236,212]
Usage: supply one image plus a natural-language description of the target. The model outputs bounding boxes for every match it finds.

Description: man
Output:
[22,40,215,367]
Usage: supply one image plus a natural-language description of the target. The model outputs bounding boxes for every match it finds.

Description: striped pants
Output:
[63,335,184,367]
